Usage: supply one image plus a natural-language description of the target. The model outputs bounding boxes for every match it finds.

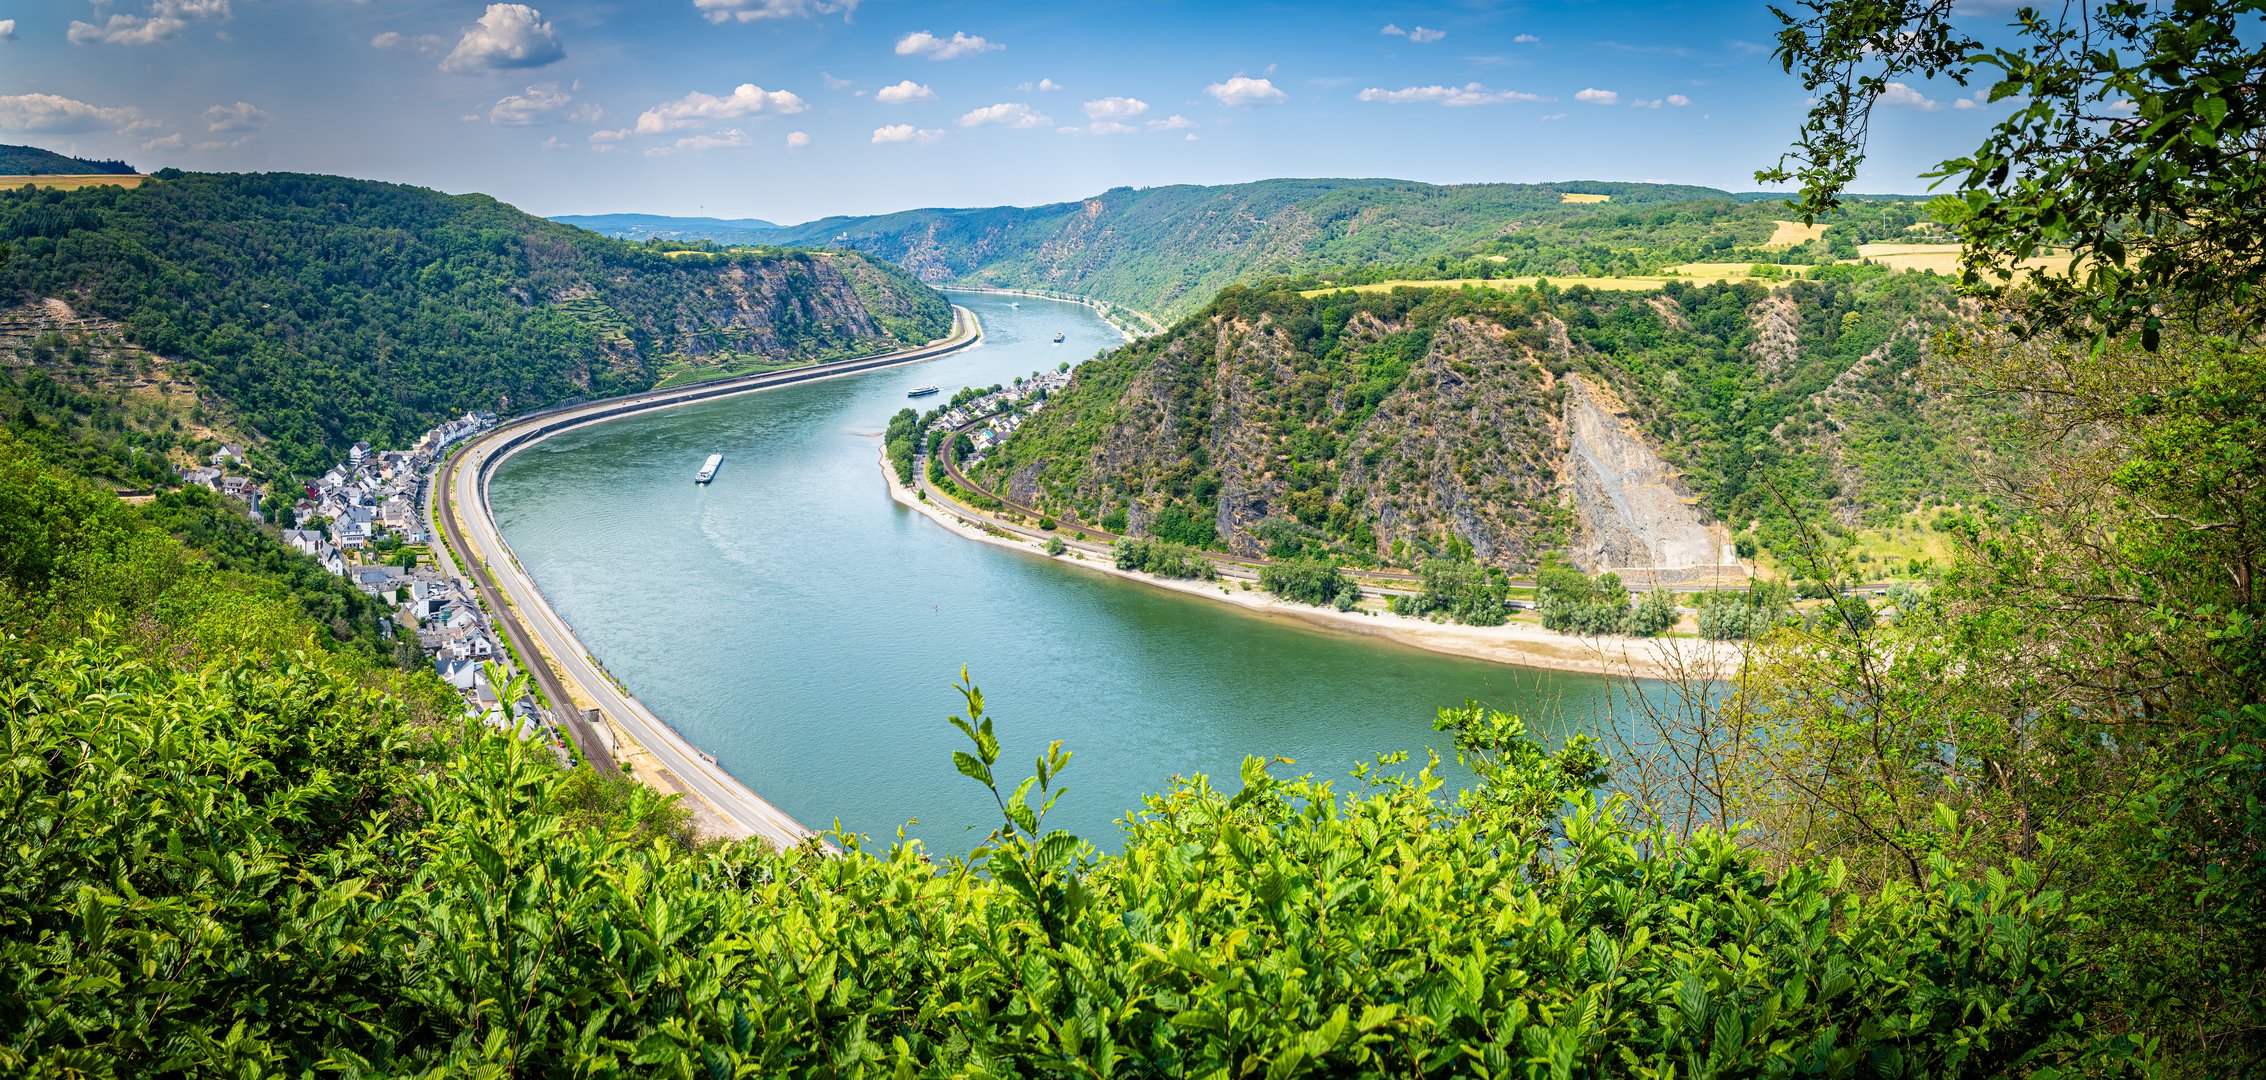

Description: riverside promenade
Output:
[433,307,982,847]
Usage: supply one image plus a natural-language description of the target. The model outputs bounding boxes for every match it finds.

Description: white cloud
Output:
[1513,33,1540,44]
[0,93,142,134]
[68,0,230,47]
[1952,89,1993,110]
[2106,98,2137,115]
[1631,97,1664,109]
[487,83,597,125]
[1575,87,1619,105]
[1017,78,1063,92]
[785,130,810,148]
[203,100,267,133]
[442,4,565,73]
[958,102,1048,128]
[1540,112,1566,121]
[1183,132,1198,141]
[895,30,1001,61]
[588,128,630,151]
[194,136,252,152]
[635,84,807,134]
[1379,23,1445,43]
[1666,93,1691,106]
[1206,76,1285,106]
[1876,81,1939,110]
[820,71,853,90]
[694,0,859,24]
[372,30,444,52]
[1358,83,1545,107]
[541,135,569,151]
[1148,114,1197,131]
[0,19,16,41]
[142,132,185,151]
[871,123,943,144]
[646,128,751,156]
[875,80,935,104]
[1083,96,1147,120]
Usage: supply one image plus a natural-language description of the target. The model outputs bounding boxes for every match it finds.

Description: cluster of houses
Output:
[180,443,265,517]
[935,368,1072,468]
[253,410,560,751]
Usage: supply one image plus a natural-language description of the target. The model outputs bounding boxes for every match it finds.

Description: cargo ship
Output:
[695,453,723,484]
[907,385,940,398]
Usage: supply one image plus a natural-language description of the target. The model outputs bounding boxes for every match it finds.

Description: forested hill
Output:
[756,178,1735,320]
[973,268,1987,571]
[554,212,781,245]
[0,171,951,473]
[0,144,135,176]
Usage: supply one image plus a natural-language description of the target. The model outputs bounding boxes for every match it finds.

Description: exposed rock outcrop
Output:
[1561,375,1728,571]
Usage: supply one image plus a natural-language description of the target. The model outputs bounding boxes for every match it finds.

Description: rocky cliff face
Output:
[1562,375,1727,570]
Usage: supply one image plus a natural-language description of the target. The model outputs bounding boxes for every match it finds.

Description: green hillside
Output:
[763,178,1747,320]
[975,267,1988,571]
[0,143,135,176]
[554,212,781,244]
[0,172,950,473]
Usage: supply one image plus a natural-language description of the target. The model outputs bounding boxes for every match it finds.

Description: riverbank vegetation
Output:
[1111,536,1217,580]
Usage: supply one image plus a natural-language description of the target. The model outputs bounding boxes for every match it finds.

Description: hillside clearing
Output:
[1560,193,1612,204]
[1855,242,2077,276]
[1765,219,1828,247]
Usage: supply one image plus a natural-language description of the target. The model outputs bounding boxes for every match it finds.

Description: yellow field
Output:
[0,174,148,190]
[1301,276,1681,298]
[1662,262,1808,281]
[1765,220,1828,247]
[1560,193,1611,204]
[1854,242,2077,276]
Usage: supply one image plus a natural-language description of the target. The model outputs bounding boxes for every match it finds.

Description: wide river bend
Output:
[490,292,1638,847]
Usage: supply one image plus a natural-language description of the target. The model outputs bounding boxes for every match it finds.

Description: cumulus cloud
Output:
[1083,96,1147,120]
[1206,76,1285,106]
[541,136,569,150]
[871,123,943,144]
[69,0,231,47]
[1148,114,1197,131]
[1574,87,1619,105]
[588,128,629,151]
[958,101,1048,128]
[785,130,810,148]
[1358,83,1545,106]
[202,100,267,132]
[1513,33,1540,43]
[635,84,806,134]
[486,83,598,125]
[874,80,935,104]
[142,132,185,151]
[0,19,16,41]
[646,128,751,156]
[1666,93,1691,106]
[693,0,858,24]
[1952,89,1994,110]
[0,92,142,134]
[1017,78,1063,92]
[1876,81,1938,110]
[442,4,565,73]
[895,30,1000,60]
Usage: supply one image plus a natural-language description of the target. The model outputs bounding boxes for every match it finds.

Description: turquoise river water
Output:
[490,291,1638,848]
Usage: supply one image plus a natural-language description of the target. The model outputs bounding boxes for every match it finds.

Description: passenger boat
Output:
[1052,332,1066,343]
[694,453,723,484]
[907,385,940,398]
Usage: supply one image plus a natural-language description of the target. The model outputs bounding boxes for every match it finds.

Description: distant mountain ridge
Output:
[569,179,1736,321]
[554,212,781,245]
[0,143,135,176]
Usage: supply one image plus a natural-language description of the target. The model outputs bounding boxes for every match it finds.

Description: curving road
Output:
[434,308,983,848]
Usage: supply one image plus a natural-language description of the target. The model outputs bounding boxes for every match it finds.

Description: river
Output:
[489,291,1640,848]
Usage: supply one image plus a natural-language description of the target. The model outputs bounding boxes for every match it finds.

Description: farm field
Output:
[1765,219,1829,246]
[0,174,147,190]
[1559,192,1612,204]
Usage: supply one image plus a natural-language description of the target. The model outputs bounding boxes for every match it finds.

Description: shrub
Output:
[1259,558,1359,608]
[1044,535,1066,556]
[1113,537,1216,580]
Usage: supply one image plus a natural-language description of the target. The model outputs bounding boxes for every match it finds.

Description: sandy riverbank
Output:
[883,453,1743,682]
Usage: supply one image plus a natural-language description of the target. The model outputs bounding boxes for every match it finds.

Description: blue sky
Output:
[0,0,2014,222]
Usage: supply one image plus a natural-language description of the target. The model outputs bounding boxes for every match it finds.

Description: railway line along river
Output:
[489,291,1649,846]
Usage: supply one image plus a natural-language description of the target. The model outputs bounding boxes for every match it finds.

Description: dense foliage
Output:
[1111,536,1217,580]
[1258,557,1361,610]
[1536,568,1677,638]
[1390,559,1512,626]
[0,172,949,473]
[0,431,2125,1074]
